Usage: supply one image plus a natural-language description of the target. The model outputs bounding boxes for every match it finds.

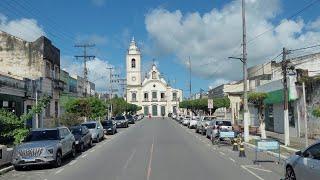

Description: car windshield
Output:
[102,121,113,126]
[24,130,59,141]
[82,123,96,129]
[70,127,82,135]
[216,121,232,126]
[115,116,125,120]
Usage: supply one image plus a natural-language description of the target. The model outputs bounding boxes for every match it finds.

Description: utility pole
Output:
[106,67,114,120]
[75,44,95,97]
[188,56,192,99]
[282,47,290,146]
[242,0,249,142]
[302,82,308,147]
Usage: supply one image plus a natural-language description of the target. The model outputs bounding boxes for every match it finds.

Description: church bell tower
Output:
[126,37,141,86]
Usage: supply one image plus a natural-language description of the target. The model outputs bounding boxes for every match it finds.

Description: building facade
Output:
[125,38,183,116]
[0,30,63,128]
[248,52,320,137]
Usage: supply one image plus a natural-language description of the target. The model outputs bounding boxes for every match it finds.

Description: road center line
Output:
[229,157,235,162]
[241,165,264,180]
[147,136,155,180]
[219,152,226,156]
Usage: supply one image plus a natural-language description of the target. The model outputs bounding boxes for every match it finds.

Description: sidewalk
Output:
[266,131,316,150]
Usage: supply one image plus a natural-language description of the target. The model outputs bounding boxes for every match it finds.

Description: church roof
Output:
[128,36,140,55]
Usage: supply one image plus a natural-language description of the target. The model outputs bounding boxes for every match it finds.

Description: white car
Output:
[196,116,213,135]
[189,116,199,129]
[81,121,104,143]
[182,116,191,126]
[206,120,232,139]
[284,141,320,180]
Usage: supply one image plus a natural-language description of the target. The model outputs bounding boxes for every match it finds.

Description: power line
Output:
[289,44,320,52]
[75,44,96,97]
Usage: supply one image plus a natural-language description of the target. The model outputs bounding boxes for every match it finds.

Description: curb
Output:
[244,142,288,160]
[0,165,13,175]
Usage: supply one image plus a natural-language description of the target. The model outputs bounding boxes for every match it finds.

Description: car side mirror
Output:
[295,151,302,156]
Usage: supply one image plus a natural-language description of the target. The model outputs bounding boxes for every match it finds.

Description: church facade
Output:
[125,38,183,117]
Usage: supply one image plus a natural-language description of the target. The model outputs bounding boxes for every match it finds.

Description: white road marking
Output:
[90,149,95,153]
[244,165,273,173]
[147,136,155,180]
[55,168,64,174]
[69,160,77,166]
[219,152,226,156]
[207,143,211,147]
[241,165,264,180]
[229,157,236,162]
[81,154,88,158]
[123,149,136,170]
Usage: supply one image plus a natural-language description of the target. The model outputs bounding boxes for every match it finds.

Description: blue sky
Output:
[1,0,320,97]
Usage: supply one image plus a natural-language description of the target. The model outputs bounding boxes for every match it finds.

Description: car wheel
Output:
[285,166,296,180]
[13,165,24,171]
[89,139,93,147]
[71,144,76,158]
[195,129,199,133]
[96,136,100,143]
[53,151,62,168]
[115,129,118,133]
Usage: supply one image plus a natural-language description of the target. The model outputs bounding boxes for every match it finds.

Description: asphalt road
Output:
[0,118,282,180]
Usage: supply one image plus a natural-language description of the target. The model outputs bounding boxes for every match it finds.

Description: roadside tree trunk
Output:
[259,106,266,139]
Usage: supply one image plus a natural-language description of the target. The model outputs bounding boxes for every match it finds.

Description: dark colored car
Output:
[101,120,117,135]
[69,126,93,152]
[114,115,129,128]
[126,115,135,124]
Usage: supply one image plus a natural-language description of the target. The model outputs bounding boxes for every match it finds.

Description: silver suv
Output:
[12,127,76,170]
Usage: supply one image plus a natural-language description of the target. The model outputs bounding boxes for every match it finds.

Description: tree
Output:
[0,94,51,145]
[179,97,230,115]
[64,97,107,120]
[248,92,268,139]
[58,113,83,127]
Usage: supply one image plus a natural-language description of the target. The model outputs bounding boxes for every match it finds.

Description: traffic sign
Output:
[208,99,213,109]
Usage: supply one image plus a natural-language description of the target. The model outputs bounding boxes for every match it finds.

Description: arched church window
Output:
[132,92,137,102]
[131,58,136,68]
[152,71,156,79]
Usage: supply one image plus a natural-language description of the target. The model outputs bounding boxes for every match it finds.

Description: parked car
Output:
[284,142,320,180]
[206,120,232,139]
[101,120,117,135]
[126,114,135,124]
[172,114,177,119]
[12,127,76,170]
[188,117,199,129]
[69,126,93,152]
[196,116,213,135]
[81,121,104,143]
[114,115,129,128]
[182,116,191,126]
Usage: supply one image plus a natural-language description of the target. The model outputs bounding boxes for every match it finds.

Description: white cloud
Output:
[91,0,106,7]
[145,0,320,87]
[61,56,114,92]
[0,14,45,41]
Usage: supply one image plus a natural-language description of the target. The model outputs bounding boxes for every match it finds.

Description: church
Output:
[125,38,183,117]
